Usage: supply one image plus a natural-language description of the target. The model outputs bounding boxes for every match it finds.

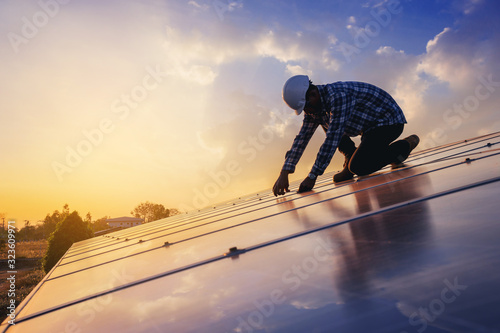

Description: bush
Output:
[0,268,45,323]
[42,211,93,273]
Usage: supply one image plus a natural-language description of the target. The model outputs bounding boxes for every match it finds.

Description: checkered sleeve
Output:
[282,115,319,173]
[310,92,354,176]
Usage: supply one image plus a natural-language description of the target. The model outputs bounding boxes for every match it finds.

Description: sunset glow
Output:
[1,0,499,224]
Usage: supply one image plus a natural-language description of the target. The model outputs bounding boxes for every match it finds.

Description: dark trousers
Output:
[339,124,410,176]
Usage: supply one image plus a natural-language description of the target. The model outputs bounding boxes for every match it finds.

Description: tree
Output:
[92,216,110,232]
[0,212,6,230]
[42,204,70,237]
[42,211,93,273]
[168,208,182,216]
[131,201,177,222]
[19,220,36,241]
[16,221,46,241]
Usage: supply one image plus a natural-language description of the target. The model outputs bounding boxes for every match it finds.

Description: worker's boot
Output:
[404,134,420,153]
[391,134,420,169]
[334,153,355,183]
[334,135,356,183]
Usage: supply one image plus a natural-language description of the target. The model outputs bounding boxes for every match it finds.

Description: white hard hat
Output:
[282,75,310,115]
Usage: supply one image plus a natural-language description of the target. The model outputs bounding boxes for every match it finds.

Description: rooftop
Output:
[105,216,143,222]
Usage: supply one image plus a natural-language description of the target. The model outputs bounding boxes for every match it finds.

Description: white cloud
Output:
[463,0,484,14]
[255,30,304,63]
[399,1,499,144]
[376,45,404,56]
[160,19,341,85]
[285,64,310,76]
[188,1,209,10]
[425,27,451,53]
[254,29,340,71]
[356,46,428,121]
[419,25,496,91]
[161,26,222,85]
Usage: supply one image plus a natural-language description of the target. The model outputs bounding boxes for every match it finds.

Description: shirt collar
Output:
[313,84,329,118]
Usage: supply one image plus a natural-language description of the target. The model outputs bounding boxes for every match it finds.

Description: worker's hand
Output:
[273,171,290,196]
[297,176,316,193]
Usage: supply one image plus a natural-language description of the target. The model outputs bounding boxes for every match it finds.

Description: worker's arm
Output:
[310,92,353,176]
[297,92,354,193]
[273,116,318,197]
[282,115,318,172]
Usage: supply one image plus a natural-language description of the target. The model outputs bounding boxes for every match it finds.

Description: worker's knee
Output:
[349,160,373,176]
[349,165,370,176]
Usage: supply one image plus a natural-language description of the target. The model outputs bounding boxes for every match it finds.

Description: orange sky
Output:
[1,0,499,225]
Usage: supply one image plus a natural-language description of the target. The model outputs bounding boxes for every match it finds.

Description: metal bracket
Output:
[224,246,247,259]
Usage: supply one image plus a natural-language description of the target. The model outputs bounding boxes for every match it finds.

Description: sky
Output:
[1,0,499,225]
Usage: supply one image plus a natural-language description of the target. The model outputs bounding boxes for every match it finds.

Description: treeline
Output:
[2,202,181,242]
[1,202,181,273]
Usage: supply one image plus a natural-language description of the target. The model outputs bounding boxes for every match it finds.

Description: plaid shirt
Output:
[282,81,407,175]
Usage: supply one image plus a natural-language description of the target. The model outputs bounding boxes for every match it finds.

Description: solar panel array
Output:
[2,132,500,332]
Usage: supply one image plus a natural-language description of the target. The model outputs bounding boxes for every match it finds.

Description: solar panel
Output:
[2,132,500,332]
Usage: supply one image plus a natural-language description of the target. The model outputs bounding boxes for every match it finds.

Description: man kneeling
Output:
[273,75,419,196]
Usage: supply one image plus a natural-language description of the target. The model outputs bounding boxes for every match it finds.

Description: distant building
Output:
[106,216,144,229]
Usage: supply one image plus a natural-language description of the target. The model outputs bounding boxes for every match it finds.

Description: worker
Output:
[273,75,419,196]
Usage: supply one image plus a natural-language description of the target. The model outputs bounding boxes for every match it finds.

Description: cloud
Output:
[403,0,499,143]
[418,1,499,87]
[369,47,429,121]
[425,28,451,53]
[285,64,311,77]
[419,27,478,90]
[161,26,222,85]
[342,0,500,149]
[159,12,341,84]
[376,45,404,56]
[159,3,343,81]
[253,29,340,71]
[461,0,484,14]
[187,1,210,10]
